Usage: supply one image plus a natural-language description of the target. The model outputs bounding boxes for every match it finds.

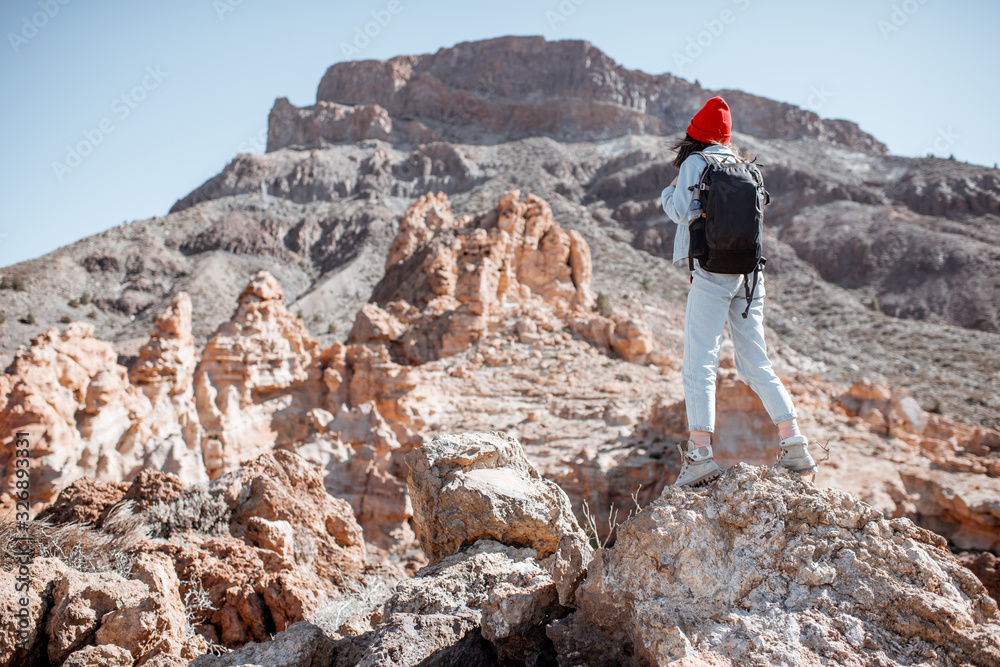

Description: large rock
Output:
[557,464,1000,666]
[0,323,150,510]
[195,271,324,478]
[358,190,596,363]
[0,556,204,667]
[189,621,338,667]
[406,431,586,563]
[358,539,567,667]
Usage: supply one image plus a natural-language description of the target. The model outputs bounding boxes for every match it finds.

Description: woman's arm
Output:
[661,155,706,226]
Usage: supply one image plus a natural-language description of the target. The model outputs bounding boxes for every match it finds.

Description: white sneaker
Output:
[672,440,723,487]
[774,435,817,475]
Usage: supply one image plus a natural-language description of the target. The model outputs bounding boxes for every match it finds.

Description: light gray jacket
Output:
[660,143,738,266]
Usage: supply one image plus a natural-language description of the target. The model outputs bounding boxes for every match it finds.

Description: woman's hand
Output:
[670,175,678,187]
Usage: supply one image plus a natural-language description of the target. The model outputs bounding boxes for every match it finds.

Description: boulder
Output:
[360,540,567,666]
[406,431,586,563]
[557,463,1000,666]
[189,621,338,667]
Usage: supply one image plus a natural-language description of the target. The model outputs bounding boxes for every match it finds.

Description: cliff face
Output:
[272,36,886,153]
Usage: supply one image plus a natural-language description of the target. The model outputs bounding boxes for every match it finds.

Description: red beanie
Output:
[687,96,731,144]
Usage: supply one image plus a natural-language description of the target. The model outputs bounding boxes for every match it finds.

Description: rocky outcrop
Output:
[0,323,151,510]
[889,159,1000,218]
[2,448,375,663]
[0,555,206,667]
[344,430,588,665]
[267,97,396,151]
[406,431,586,563]
[137,449,370,646]
[361,190,594,360]
[128,293,207,484]
[347,189,667,367]
[195,271,324,477]
[0,296,210,512]
[780,200,1000,332]
[557,464,1000,666]
[267,37,885,153]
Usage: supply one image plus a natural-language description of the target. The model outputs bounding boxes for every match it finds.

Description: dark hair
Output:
[669,133,752,168]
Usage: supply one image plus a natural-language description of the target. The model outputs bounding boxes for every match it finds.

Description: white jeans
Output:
[682,260,796,432]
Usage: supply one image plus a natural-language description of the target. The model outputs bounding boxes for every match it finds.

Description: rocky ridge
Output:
[1,35,1000,667]
[189,434,1000,667]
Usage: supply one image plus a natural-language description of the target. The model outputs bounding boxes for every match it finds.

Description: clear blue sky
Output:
[2,0,997,268]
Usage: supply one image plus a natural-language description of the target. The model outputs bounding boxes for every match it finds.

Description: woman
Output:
[661,96,816,487]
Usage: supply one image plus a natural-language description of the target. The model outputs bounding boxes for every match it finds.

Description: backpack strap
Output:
[740,258,767,318]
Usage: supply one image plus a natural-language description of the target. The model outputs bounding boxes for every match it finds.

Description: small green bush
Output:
[80,292,91,305]
[87,310,97,320]
[11,277,25,291]
[59,315,71,324]
[18,313,34,325]
[640,277,652,292]
[327,323,337,335]
[0,277,9,289]
[68,298,79,308]
[596,292,613,318]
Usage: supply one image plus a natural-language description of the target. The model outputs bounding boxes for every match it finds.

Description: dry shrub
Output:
[0,501,148,578]
[144,486,231,539]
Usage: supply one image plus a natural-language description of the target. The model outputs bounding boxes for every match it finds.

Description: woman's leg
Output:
[726,274,797,425]
[727,273,816,475]
[683,264,737,435]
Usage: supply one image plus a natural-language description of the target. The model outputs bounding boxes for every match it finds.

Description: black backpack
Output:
[687,152,770,318]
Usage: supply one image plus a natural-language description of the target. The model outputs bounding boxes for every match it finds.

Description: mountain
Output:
[1,36,1000,663]
[1,37,997,430]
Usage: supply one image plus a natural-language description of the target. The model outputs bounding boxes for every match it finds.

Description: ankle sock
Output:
[778,419,801,441]
[689,431,712,447]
